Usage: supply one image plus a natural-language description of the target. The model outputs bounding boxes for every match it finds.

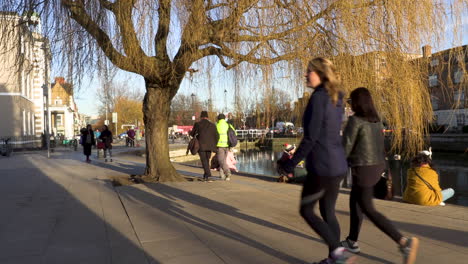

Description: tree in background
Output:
[95,78,144,134]
[3,0,465,181]
[169,93,206,126]
[113,96,144,132]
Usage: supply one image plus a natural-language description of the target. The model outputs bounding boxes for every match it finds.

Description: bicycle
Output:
[0,138,12,157]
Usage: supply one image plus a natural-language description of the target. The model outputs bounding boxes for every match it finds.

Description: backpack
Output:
[227,125,238,147]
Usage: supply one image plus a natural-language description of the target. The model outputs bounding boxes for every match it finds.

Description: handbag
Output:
[97,141,105,149]
[186,134,199,155]
[374,170,393,200]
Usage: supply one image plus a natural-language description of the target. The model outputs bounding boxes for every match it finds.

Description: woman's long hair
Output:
[307,57,342,105]
[349,87,380,123]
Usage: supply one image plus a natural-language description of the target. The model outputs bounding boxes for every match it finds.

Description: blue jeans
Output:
[441,188,455,202]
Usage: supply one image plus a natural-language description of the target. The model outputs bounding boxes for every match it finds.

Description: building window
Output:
[55,99,62,105]
[21,71,25,96]
[429,75,438,87]
[26,74,30,99]
[430,59,439,67]
[27,112,31,135]
[32,114,35,136]
[56,114,63,127]
[454,68,464,84]
[22,110,26,136]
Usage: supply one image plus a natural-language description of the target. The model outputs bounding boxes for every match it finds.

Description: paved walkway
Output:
[0,149,467,264]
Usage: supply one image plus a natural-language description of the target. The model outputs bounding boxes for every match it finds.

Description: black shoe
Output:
[340,238,361,254]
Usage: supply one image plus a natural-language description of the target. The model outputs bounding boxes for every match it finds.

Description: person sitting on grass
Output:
[403,152,454,206]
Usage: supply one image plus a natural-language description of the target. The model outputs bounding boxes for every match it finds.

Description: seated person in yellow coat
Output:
[403,152,454,206]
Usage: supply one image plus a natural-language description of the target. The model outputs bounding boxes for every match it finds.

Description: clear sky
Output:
[73,5,468,117]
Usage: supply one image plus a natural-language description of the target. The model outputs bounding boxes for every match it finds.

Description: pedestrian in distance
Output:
[94,129,101,142]
[127,128,136,147]
[190,111,219,182]
[403,152,455,206]
[278,57,355,264]
[80,124,95,163]
[216,113,235,181]
[341,87,419,264]
[99,125,113,162]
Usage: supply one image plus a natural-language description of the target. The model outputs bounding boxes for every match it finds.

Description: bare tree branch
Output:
[61,0,135,73]
[154,0,171,62]
[113,0,153,69]
[98,0,114,11]
[220,0,384,43]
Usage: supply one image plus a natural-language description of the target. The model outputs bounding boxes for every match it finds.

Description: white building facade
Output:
[0,12,51,149]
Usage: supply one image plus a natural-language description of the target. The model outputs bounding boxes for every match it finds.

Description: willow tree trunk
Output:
[143,82,185,182]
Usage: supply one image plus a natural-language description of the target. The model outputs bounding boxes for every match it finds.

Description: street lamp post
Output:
[224,89,227,113]
[42,40,50,158]
[190,93,195,122]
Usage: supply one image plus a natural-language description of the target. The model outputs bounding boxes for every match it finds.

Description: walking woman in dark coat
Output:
[99,125,113,162]
[278,57,354,264]
[341,87,419,264]
[81,124,95,163]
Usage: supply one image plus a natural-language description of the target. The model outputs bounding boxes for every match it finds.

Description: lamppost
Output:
[224,89,227,113]
[190,93,195,122]
[42,39,51,158]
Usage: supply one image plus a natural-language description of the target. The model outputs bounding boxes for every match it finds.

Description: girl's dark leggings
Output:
[300,173,344,255]
[348,166,403,243]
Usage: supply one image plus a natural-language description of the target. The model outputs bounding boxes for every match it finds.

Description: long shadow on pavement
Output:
[0,153,159,264]
[118,183,310,264]
[336,209,468,248]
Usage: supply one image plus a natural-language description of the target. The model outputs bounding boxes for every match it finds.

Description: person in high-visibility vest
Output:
[216,113,234,181]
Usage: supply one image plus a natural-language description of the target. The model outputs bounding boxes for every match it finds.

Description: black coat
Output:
[190,119,219,152]
[290,85,348,178]
[99,130,113,149]
[81,129,95,146]
[343,116,386,167]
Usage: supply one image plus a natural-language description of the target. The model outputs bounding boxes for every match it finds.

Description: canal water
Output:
[192,147,468,206]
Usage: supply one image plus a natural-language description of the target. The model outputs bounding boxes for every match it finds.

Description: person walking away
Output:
[190,111,219,182]
[341,87,419,264]
[216,114,235,181]
[127,128,136,147]
[403,152,454,206]
[278,57,354,264]
[99,125,113,162]
[80,124,95,163]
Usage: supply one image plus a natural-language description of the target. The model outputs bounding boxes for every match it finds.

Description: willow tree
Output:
[2,0,463,180]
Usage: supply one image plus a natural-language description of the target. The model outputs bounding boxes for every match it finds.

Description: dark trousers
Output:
[348,166,403,243]
[300,173,344,255]
[198,151,212,179]
[83,143,92,157]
